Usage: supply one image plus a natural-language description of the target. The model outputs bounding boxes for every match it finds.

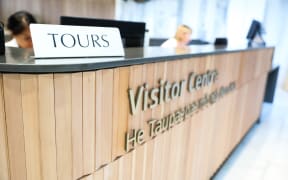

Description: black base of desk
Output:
[264,66,279,103]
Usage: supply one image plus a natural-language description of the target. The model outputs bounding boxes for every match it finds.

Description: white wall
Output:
[263,0,288,64]
[116,0,180,38]
[226,0,267,45]
[262,0,288,90]
[115,0,230,41]
[115,0,286,45]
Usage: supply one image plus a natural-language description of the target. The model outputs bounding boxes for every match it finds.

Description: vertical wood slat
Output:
[38,74,58,180]
[20,75,42,180]
[169,61,184,180]
[0,74,10,180]
[209,91,228,174]
[103,159,119,180]
[131,149,136,180]
[205,105,218,180]
[133,142,146,180]
[143,63,155,140]
[196,104,214,179]
[129,65,143,130]
[227,90,240,150]
[54,74,73,180]
[3,74,27,180]
[72,73,84,179]
[179,114,193,180]
[183,114,197,179]
[175,119,190,180]
[177,59,191,180]
[95,70,103,169]
[151,133,165,180]
[102,69,114,165]
[254,74,268,118]
[164,61,177,180]
[238,51,257,86]
[183,57,199,179]
[150,62,166,180]
[83,72,96,174]
[245,79,258,130]
[115,67,130,157]
[143,138,154,180]
[127,64,150,180]
[221,92,237,172]
[112,68,120,160]
[133,63,155,180]
[255,49,273,78]
[119,151,133,180]
[94,168,104,180]
[162,122,174,180]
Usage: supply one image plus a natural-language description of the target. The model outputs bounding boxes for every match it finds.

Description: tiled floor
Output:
[213,88,288,180]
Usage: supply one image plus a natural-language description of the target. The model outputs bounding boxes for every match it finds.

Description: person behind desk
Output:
[161,24,192,48]
[5,11,37,48]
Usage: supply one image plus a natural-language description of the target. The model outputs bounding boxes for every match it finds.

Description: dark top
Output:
[0,45,273,73]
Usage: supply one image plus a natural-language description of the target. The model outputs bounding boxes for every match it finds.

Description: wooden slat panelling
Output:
[114,67,130,157]
[103,158,119,180]
[0,74,10,180]
[54,74,73,180]
[78,47,272,180]
[95,70,103,169]
[94,168,104,180]
[0,48,274,180]
[101,69,114,165]
[83,72,96,174]
[72,72,84,179]
[3,74,27,180]
[119,151,132,180]
[20,75,42,180]
[128,65,144,132]
[95,70,105,169]
[133,142,146,180]
[142,63,154,140]
[112,68,120,160]
[143,138,154,180]
[38,74,58,180]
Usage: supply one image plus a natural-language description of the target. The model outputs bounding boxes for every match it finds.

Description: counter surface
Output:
[0,45,272,73]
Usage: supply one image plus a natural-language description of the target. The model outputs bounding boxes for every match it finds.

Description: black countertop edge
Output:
[0,45,274,73]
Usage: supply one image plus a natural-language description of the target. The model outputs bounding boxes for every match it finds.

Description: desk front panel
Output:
[0,48,273,180]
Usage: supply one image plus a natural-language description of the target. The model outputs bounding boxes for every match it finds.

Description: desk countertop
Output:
[0,45,273,73]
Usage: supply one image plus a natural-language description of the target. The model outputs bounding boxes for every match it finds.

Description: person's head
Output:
[174,24,192,46]
[7,11,36,48]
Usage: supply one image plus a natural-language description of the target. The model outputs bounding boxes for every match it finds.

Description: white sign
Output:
[30,24,125,58]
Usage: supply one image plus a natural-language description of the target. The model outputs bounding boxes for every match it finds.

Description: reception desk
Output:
[0,45,274,180]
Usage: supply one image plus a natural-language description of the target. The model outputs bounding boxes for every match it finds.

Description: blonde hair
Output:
[174,24,192,41]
